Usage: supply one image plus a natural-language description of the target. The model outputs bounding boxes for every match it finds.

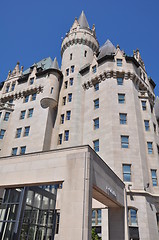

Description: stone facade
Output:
[0,11,159,240]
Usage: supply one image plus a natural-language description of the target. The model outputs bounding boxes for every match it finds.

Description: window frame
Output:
[68,93,72,102]
[28,108,34,118]
[20,110,26,120]
[15,128,22,138]
[147,142,153,154]
[117,77,123,85]
[4,112,10,121]
[144,120,150,131]
[123,164,131,182]
[0,129,6,139]
[12,147,18,156]
[121,135,129,148]
[94,83,99,91]
[24,126,30,137]
[58,134,63,145]
[118,93,125,104]
[64,130,69,141]
[119,113,127,125]
[151,169,158,186]
[94,99,99,109]
[128,208,138,227]
[117,59,122,67]
[93,139,99,152]
[93,118,99,130]
[20,146,26,155]
[66,111,71,120]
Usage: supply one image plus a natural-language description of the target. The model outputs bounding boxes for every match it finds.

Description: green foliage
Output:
[92,227,101,240]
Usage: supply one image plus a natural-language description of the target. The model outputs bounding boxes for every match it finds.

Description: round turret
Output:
[61,11,99,72]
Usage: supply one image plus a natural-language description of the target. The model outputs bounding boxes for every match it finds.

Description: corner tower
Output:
[52,11,99,148]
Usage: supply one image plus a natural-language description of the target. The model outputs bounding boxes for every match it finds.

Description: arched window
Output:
[128,208,138,227]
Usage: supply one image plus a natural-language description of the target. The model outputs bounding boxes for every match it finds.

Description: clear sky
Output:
[0,0,159,95]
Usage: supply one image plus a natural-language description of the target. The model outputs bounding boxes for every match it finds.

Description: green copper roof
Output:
[23,57,59,75]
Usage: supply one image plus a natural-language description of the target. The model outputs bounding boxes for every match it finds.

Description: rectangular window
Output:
[15,128,22,138]
[128,208,138,226]
[92,65,97,73]
[31,93,36,101]
[6,84,10,93]
[93,139,99,152]
[141,101,146,110]
[119,113,127,124]
[29,78,34,85]
[63,97,66,105]
[153,123,156,133]
[94,118,99,130]
[24,95,29,103]
[151,170,157,186]
[64,81,68,89]
[69,78,73,86]
[64,130,69,141]
[117,59,122,66]
[28,108,34,118]
[121,135,129,148]
[94,99,99,109]
[118,94,125,104]
[123,164,131,182]
[117,77,123,85]
[50,87,54,94]
[147,142,153,154]
[4,112,10,121]
[66,68,69,76]
[144,120,150,131]
[12,147,18,156]
[94,83,99,91]
[0,129,6,139]
[61,114,64,124]
[11,83,15,91]
[68,93,72,102]
[0,112,2,118]
[70,53,72,60]
[84,51,87,57]
[71,65,74,73]
[58,134,63,145]
[20,110,26,120]
[20,146,26,155]
[24,126,30,137]
[66,111,71,120]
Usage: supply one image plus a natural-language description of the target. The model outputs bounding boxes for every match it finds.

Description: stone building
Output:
[0,11,159,240]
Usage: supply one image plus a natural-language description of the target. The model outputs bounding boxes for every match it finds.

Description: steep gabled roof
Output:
[23,57,59,75]
[98,39,116,59]
[78,11,89,29]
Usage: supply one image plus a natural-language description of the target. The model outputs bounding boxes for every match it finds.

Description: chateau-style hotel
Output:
[0,11,159,240]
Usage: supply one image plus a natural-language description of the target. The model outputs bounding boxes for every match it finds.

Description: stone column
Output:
[58,152,92,240]
[108,207,125,240]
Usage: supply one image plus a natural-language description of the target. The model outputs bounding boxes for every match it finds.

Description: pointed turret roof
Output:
[51,57,59,70]
[98,39,116,59]
[78,11,89,29]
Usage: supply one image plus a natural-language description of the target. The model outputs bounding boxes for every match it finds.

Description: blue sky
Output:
[0,0,159,95]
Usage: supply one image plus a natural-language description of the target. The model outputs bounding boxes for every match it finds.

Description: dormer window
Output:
[11,83,15,91]
[117,59,122,67]
[92,65,97,73]
[29,78,34,85]
[5,84,10,93]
